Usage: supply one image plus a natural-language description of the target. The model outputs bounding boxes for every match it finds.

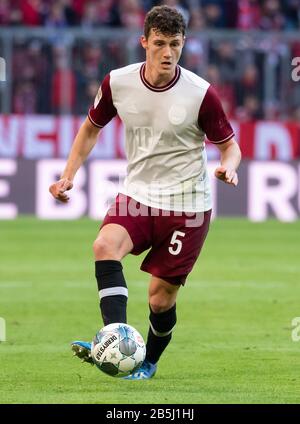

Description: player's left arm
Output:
[214,138,241,186]
[198,85,242,186]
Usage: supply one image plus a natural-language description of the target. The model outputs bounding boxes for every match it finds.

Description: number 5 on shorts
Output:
[168,230,186,255]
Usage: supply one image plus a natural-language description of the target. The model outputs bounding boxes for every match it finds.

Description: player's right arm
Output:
[49,73,117,203]
[49,117,100,203]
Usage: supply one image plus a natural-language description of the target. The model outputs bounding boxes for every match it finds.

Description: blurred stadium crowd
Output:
[1,0,300,30]
[0,0,300,120]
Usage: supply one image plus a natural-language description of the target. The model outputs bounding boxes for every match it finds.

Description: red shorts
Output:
[101,194,211,286]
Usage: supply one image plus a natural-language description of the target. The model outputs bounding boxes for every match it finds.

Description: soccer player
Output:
[49,5,241,380]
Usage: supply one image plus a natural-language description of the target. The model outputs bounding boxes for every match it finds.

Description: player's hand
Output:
[214,166,238,186]
[49,178,73,203]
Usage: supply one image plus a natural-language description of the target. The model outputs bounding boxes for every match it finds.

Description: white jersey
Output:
[89,62,234,212]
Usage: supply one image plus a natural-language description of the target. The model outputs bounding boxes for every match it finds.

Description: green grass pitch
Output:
[0,217,299,404]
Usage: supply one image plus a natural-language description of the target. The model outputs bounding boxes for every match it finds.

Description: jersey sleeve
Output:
[88,73,117,128]
[198,85,234,144]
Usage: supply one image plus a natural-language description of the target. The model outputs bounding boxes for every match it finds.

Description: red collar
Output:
[140,63,181,92]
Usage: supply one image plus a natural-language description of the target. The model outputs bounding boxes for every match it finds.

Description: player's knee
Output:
[93,237,116,259]
[149,295,173,314]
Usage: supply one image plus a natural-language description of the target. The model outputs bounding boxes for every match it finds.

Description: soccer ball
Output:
[91,323,146,377]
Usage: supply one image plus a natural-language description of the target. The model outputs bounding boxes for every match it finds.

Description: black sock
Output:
[145,304,177,365]
[95,260,127,325]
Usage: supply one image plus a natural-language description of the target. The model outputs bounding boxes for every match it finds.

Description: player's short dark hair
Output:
[144,6,186,39]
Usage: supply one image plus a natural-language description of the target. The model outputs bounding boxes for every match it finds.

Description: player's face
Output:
[141,29,185,77]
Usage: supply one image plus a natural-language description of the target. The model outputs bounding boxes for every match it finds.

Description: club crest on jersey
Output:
[94,86,102,108]
[168,104,187,125]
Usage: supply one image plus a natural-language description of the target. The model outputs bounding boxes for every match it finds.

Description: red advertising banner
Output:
[0,115,299,160]
[0,159,299,221]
